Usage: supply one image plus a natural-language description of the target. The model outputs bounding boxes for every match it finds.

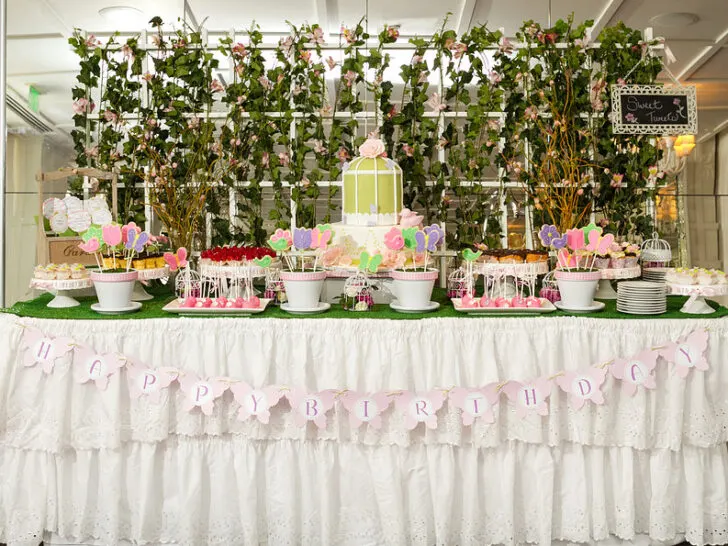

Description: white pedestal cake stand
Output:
[30,277,93,308]
[132,266,171,301]
[666,283,728,314]
[595,266,641,300]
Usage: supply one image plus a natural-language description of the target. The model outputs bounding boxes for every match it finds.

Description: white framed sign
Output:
[611,84,697,135]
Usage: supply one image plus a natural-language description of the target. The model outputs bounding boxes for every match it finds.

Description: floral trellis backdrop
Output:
[69,15,667,251]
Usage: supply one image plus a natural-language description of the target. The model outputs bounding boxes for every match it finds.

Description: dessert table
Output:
[0,290,727,546]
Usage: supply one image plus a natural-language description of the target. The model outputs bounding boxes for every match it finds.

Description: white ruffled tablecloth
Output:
[0,312,727,546]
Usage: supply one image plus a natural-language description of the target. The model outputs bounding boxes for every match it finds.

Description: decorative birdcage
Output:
[342,154,403,226]
[263,269,287,305]
[538,271,560,303]
[640,232,672,267]
[447,267,473,299]
[341,271,374,311]
[175,268,202,299]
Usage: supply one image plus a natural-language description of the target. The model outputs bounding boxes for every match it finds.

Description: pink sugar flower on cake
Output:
[321,246,344,267]
[398,208,423,228]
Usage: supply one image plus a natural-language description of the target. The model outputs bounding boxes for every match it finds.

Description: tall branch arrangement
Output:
[70,15,666,250]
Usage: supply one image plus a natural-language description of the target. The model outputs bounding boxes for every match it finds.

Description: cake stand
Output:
[30,277,93,308]
[666,283,728,314]
[595,266,641,300]
[132,266,171,301]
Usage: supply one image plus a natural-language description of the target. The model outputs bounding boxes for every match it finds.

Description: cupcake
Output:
[624,244,640,267]
[609,251,626,268]
[55,264,71,280]
[593,254,610,269]
[45,264,58,280]
[34,265,47,280]
[70,263,87,279]
[696,268,715,286]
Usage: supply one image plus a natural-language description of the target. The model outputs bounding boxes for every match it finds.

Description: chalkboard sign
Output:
[611,85,697,135]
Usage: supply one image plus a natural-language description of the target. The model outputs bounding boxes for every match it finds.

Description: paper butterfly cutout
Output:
[555,368,607,410]
[229,382,284,424]
[566,228,585,251]
[178,373,228,415]
[449,384,500,425]
[395,390,446,430]
[586,230,615,255]
[310,226,332,250]
[462,248,482,262]
[125,231,150,253]
[252,255,272,268]
[78,237,100,253]
[286,388,337,429]
[340,391,392,429]
[609,349,659,396]
[73,346,126,390]
[21,327,75,374]
[660,330,709,379]
[358,251,383,273]
[126,364,177,403]
[502,378,552,418]
[163,248,188,271]
[102,224,122,247]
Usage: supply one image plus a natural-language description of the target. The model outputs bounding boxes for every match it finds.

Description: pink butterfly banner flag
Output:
[286,388,337,429]
[126,364,177,403]
[449,384,500,425]
[73,346,126,390]
[178,373,228,415]
[659,330,709,378]
[20,326,75,375]
[340,391,393,429]
[503,378,552,418]
[395,390,446,430]
[556,368,607,410]
[609,349,659,396]
[229,382,285,424]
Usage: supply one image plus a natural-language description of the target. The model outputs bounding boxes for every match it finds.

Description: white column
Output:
[0,0,7,306]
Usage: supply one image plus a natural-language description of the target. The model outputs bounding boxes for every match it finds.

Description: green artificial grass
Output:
[3,284,728,320]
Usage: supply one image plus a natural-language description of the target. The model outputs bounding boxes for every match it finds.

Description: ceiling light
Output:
[98,6,146,28]
[649,12,700,28]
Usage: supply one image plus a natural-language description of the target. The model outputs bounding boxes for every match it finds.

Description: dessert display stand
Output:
[594,266,641,299]
[131,266,170,301]
[666,283,728,314]
[29,277,93,308]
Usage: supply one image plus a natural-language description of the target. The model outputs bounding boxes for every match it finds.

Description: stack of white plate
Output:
[642,267,670,284]
[617,281,666,315]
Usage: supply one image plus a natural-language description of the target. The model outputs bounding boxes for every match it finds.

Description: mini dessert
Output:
[55,264,71,280]
[609,251,626,268]
[593,253,610,269]
[200,246,276,266]
[70,263,88,279]
[456,294,544,309]
[132,259,147,270]
[623,243,640,268]
[526,251,548,263]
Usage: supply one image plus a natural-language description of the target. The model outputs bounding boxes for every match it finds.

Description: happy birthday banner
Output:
[18,325,709,429]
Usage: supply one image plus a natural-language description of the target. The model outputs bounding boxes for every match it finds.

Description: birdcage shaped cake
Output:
[640,232,672,268]
[342,138,403,226]
[342,271,374,311]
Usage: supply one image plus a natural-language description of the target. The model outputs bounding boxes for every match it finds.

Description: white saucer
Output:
[390,301,440,313]
[554,301,605,313]
[90,301,142,315]
[281,302,331,315]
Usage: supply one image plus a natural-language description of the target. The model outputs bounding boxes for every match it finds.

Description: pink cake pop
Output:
[461,294,480,308]
[525,296,542,308]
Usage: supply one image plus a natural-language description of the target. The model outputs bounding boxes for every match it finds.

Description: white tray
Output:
[452,297,556,314]
[162,298,271,316]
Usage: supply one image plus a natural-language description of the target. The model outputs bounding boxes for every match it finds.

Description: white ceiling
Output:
[7,0,728,143]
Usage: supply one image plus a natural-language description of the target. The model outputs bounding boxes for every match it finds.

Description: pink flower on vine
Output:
[343,70,357,87]
[261,152,270,168]
[187,116,200,130]
[325,56,336,70]
[417,71,429,84]
[313,140,327,154]
[300,50,312,64]
[336,147,350,162]
[72,98,94,114]
[425,92,446,112]
[610,173,624,189]
[279,35,294,57]
[498,36,514,54]
[85,146,99,158]
[342,26,357,44]
[411,54,423,65]
[85,34,101,48]
[103,110,118,124]
[524,105,538,121]
[488,71,502,84]
[121,43,133,60]
[232,42,248,58]
[308,27,325,45]
[319,105,332,117]
[402,143,414,157]
[258,75,272,91]
[142,72,153,82]
[278,152,290,167]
